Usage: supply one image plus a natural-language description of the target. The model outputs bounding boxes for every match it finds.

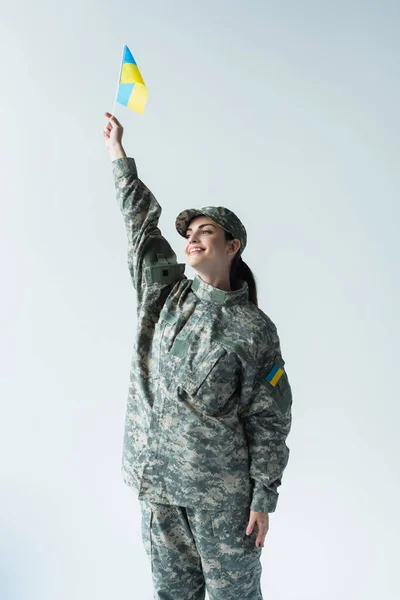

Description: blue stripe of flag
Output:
[266,364,279,382]
[123,45,136,65]
[117,83,134,106]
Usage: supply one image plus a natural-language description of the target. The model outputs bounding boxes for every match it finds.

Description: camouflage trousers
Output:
[139,499,263,600]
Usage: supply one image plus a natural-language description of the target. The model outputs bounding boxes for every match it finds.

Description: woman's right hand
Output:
[103,112,127,161]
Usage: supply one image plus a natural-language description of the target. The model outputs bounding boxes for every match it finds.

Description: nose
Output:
[187,232,199,244]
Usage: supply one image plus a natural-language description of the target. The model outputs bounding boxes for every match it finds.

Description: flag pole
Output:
[110,44,125,119]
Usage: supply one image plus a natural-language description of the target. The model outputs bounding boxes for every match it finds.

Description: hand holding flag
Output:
[103,113,126,161]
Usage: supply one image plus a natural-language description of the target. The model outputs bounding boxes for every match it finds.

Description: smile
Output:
[188,248,205,255]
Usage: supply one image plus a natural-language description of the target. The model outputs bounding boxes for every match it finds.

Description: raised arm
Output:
[103,113,186,312]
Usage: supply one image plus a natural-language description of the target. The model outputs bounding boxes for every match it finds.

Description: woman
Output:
[103,112,293,600]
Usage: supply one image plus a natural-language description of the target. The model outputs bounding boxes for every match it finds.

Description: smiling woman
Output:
[182,216,259,305]
[183,217,241,291]
[103,111,293,600]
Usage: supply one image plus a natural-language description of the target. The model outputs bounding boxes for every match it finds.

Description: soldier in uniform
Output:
[103,112,293,600]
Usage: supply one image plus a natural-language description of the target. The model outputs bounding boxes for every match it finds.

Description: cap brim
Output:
[175,209,210,237]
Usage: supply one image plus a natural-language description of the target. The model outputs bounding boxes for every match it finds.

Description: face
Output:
[184,216,240,273]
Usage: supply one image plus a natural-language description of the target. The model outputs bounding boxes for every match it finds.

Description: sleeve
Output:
[238,335,293,514]
[112,157,186,310]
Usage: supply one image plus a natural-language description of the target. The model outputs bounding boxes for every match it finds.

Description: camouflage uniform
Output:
[112,157,292,599]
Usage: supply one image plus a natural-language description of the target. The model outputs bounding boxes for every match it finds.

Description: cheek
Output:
[209,240,225,255]
[207,238,220,250]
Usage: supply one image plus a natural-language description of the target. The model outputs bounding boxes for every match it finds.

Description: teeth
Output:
[189,249,203,255]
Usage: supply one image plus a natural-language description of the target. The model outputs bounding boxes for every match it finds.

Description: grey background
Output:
[1,0,399,598]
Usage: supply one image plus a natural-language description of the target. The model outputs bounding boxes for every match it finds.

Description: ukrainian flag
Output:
[117,46,148,114]
[265,363,284,387]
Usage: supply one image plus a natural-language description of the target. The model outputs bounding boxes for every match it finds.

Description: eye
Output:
[185,229,212,239]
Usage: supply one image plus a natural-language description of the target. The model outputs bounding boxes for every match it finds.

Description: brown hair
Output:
[225,231,258,306]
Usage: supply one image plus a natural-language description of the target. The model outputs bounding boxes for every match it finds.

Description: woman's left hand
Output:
[246,510,269,547]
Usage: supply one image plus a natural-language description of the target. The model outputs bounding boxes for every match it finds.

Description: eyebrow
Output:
[186,223,216,232]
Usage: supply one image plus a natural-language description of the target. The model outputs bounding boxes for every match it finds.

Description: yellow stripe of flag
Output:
[270,368,284,387]
[121,62,145,85]
[127,84,148,114]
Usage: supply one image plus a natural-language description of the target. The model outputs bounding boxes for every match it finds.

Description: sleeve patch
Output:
[145,262,185,284]
[265,364,284,387]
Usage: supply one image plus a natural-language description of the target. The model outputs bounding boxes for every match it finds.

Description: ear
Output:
[228,239,241,256]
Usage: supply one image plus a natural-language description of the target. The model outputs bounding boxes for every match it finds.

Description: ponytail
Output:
[226,232,258,306]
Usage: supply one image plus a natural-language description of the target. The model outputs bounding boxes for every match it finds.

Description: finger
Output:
[110,115,123,128]
[255,529,266,547]
[246,519,255,535]
[104,112,122,130]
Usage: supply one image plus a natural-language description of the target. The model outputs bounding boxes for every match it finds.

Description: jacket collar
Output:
[191,274,249,306]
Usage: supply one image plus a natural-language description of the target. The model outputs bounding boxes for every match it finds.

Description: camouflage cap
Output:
[175,206,247,254]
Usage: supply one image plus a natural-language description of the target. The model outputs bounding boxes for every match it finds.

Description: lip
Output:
[187,247,205,256]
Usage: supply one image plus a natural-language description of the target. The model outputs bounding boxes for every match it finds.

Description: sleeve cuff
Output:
[250,485,278,513]
[112,157,138,180]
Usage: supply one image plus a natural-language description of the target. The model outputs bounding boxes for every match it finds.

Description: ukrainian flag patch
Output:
[265,363,284,387]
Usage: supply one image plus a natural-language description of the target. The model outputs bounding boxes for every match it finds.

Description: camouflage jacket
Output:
[113,157,292,513]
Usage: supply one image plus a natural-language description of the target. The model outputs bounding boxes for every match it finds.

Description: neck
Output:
[195,271,231,291]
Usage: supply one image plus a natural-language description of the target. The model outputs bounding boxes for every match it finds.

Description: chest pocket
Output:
[155,304,198,382]
[152,305,180,382]
[156,306,239,415]
[181,341,227,396]
[180,340,241,417]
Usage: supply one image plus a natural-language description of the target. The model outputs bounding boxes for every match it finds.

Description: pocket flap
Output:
[182,343,226,396]
[159,305,179,324]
